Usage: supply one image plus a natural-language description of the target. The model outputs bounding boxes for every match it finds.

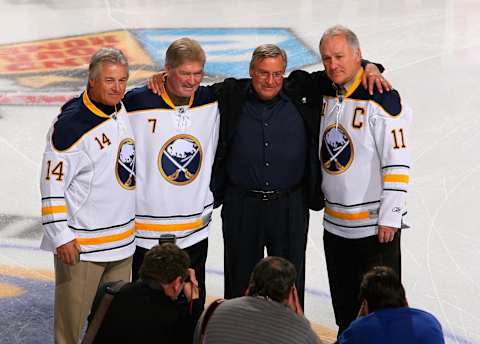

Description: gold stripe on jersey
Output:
[136,217,208,232]
[52,92,114,153]
[325,207,370,220]
[42,205,67,216]
[76,226,135,245]
[384,174,409,183]
[344,69,364,97]
[82,91,110,118]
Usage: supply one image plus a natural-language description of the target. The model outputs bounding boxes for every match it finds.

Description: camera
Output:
[159,234,176,245]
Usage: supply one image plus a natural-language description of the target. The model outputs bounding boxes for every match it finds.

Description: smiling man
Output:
[124,38,219,307]
[40,48,136,344]
[317,25,412,336]
[147,42,388,308]
[212,45,318,307]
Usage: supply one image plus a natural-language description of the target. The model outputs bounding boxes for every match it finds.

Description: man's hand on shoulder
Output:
[362,64,392,95]
[147,71,167,95]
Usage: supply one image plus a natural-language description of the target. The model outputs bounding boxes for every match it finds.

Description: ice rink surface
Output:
[1,0,479,343]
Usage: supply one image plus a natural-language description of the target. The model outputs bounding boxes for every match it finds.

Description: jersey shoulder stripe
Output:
[124,85,217,113]
[123,85,170,112]
[350,86,403,117]
[52,93,109,151]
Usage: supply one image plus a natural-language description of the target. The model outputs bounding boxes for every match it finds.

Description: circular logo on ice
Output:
[158,135,202,185]
[321,124,354,175]
[116,138,136,190]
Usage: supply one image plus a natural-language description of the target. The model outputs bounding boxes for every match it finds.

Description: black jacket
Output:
[91,279,202,344]
[210,73,325,211]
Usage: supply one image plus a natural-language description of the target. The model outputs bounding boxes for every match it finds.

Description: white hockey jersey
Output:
[319,68,412,239]
[40,91,136,262]
[124,85,219,249]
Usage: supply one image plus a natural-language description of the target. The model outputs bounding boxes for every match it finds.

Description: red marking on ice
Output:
[0,93,75,105]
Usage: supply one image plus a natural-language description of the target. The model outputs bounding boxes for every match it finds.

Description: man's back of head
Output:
[337,266,445,344]
[359,266,407,313]
[140,243,190,285]
[196,257,321,344]
[247,256,296,303]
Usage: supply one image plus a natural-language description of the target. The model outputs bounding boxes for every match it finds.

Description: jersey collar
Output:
[159,84,194,109]
[82,91,110,119]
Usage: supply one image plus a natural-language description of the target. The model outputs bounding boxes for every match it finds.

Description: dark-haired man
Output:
[337,266,444,344]
[91,243,201,343]
[194,256,322,344]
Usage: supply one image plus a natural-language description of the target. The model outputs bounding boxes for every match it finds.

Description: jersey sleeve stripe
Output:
[42,219,68,225]
[42,205,67,216]
[76,226,135,245]
[382,164,410,169]
[384,174,409,183]
[41,196,65,200]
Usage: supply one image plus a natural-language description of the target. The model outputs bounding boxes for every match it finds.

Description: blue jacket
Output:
[337,307,445,344]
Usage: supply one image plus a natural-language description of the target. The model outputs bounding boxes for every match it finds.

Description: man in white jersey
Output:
[124,38,219,306]
[40,48,136,344]
[317,25,412,336]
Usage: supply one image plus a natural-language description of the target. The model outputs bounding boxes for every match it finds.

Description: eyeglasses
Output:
[254,70,284,81]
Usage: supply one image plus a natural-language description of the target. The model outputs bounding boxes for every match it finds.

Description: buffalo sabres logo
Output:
[116,138,136,189]
[321,124,354,174]
[158,135,202,185]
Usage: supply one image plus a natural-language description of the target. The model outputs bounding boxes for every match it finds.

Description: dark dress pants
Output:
[131,238,208,307]
[323,229,401,337]
[221,186,309,307]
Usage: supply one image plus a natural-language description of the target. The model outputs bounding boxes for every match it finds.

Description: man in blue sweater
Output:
[337,266,444,344]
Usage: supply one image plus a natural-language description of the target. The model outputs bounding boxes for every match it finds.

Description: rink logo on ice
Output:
[0,28,319,105]
[0,31,153,90]
[131,28,319,78]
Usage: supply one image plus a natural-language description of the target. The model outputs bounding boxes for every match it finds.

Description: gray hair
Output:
[249,44,287,70]
[319,25,360,52]
[88,47,129,80]
[165,37,206,68]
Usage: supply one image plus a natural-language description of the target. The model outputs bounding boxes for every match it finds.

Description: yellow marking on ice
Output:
[0,265,54,282]
[0,283,25,298]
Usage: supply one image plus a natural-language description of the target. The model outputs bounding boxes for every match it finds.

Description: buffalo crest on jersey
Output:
[116,138,136,189]
[158,135,202,185]
[321,124,354,175]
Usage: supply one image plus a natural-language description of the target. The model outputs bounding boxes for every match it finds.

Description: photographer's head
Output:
[139,243,190,300]
[247,256,296,303]
[359,266,408,314]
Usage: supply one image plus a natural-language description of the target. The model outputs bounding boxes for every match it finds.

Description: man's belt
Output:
[244,184,302,201]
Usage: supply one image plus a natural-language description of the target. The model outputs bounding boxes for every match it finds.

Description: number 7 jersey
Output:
[124,85,219,250]
[319,69,412,239]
